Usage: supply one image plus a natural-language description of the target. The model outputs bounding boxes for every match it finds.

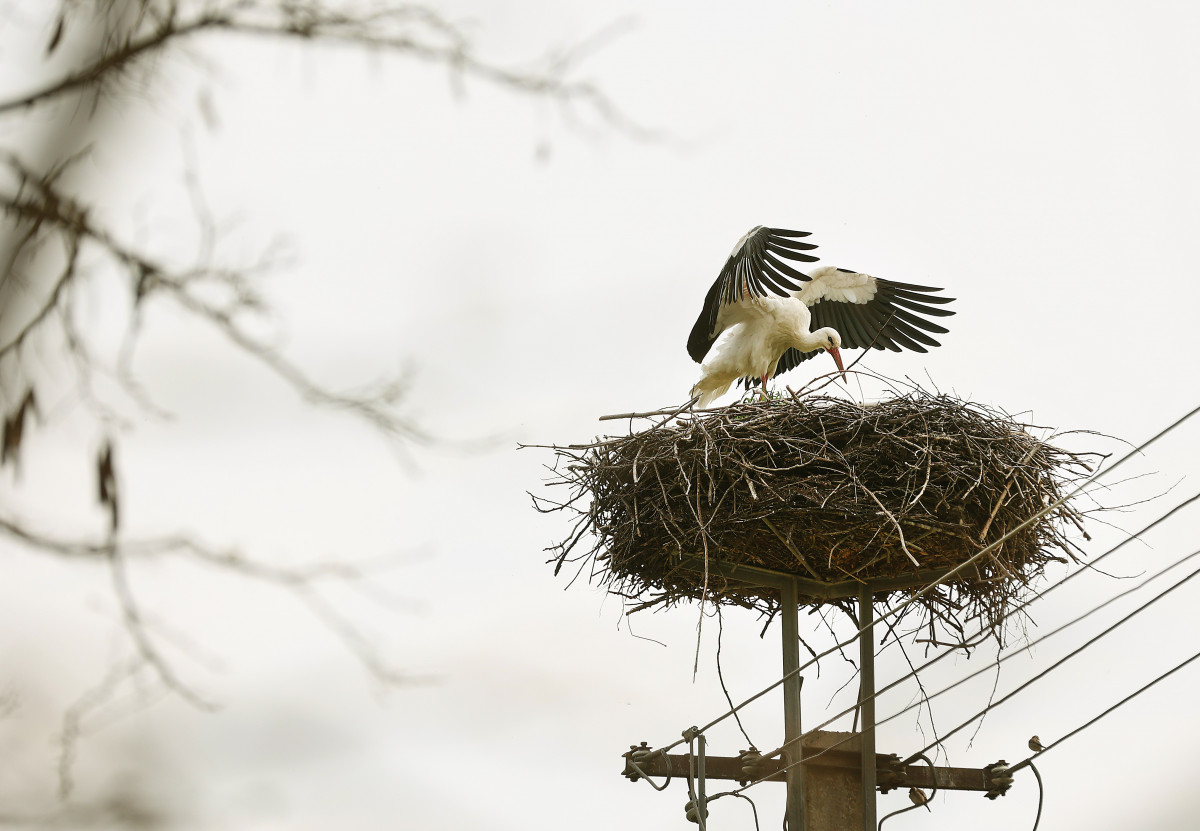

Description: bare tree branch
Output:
[2,506,420,795]
[0,0,650,805]
[0,1,655,138]
[0,151,428,442]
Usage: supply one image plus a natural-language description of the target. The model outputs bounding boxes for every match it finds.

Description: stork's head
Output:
[815,327,846,379]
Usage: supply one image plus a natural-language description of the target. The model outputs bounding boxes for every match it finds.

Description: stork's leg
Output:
[760,374,770,401]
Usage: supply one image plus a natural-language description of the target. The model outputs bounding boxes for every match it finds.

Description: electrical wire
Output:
[627,403,1200,821]
[1009,646,1200,775]
[723,792,762,831]
[651,402,1200,757]
[624,752,672,791]
[698,498,1200,800]
[867,545,1200,742]
[716,608,755,747]
[659,482,1077,756]
[614,403,1200,831]
[1027,762,1043,831]
[899,554,1200,763]
[701,784,770,831]
[757,495,1200,771]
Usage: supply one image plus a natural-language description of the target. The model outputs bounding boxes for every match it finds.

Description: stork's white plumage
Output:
[687,227,955,406]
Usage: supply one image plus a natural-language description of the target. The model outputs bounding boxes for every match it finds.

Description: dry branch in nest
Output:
[536,389,1098,650]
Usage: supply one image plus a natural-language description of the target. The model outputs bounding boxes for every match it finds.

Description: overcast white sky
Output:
[3,1,1200,829]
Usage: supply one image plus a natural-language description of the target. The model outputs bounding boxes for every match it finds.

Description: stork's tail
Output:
[690,379,732,409]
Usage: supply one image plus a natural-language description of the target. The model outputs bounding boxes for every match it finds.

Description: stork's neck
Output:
[793,327,830,353]
[785,310,832,354]
[761,295,826,354]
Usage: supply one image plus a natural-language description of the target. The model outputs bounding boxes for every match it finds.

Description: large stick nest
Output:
[538,390,1097,647]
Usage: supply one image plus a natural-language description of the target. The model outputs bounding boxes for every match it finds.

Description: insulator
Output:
[738,748,766,784]
[624,742,653,782]
[983,761,1014,799]
[684,798,709,824]
[631,748,661,767]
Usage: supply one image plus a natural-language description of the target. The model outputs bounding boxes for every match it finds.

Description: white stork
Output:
[688,227,955,407]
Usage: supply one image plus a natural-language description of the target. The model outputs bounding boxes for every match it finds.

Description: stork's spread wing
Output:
[686,226,819,363]
[771,266,955,377]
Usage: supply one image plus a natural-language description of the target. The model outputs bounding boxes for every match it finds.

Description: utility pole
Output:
[858,584,877,830]
[780,578,805,831]
[621,558,1014,830]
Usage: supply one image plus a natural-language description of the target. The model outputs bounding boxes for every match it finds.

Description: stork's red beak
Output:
[828,346,846,380]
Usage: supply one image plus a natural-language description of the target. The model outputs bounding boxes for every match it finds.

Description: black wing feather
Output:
[766,237,820,253]
[889,287,956,305]
[762,262,805,292]
[808,277,956,357]
[763,251,812,283]
[765,241,820,261]
[814,298,896,351]
[825,301,902,351]
[888,295,956,322]
[841,298,918,350]
[884,313,942,347]
[834,299,875,348]
[687,227,819,363]
[766,346,812,381]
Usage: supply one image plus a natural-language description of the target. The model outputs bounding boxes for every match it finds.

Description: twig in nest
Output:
[537,385,1100,651]
[851,471,920,567]
[762,516,823,580]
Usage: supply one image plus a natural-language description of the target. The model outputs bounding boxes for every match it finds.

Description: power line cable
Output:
[1027,763,1043,831]
[660,481,1083,755]
[625,404,1200,819]
[711,507,1200,799]
[798,531,1200,754]
[899,553,1200,763]
[653,402,1200,756]
[756,492,1200,769]
[885,544,1200,731]
[716,608,755,747]
[717,541,1200,801]
[1009,647,1200,775]
[721,792,761,831]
